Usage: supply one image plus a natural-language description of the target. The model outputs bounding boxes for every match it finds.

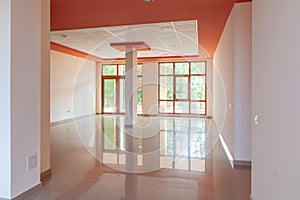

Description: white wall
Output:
[234,3,252,161]
[0,0,12,198]
[50,50,96,122]
[10,0,42,197]
[213,2,252,161]
[252,0,300,199]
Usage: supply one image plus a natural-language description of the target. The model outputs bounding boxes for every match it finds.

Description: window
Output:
[159,62,206,115]
[102,64,143,114]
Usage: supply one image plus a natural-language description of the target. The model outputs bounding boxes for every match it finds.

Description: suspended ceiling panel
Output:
[50,20,199,59]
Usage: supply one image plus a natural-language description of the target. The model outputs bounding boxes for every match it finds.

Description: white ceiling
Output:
[50,20,199,59]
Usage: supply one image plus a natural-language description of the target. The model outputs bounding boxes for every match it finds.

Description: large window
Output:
[102,64,143,114]
[159,62,206,115]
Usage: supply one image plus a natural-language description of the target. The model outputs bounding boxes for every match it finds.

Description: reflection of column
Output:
[125,127,138,173]
[95,116,102,164]
[142,118,160,171]
[125,47,137,126]
[125,174,137,200]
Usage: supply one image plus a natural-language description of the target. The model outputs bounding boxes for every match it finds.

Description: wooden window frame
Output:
[158,61,207,115]
[101,64,143,114]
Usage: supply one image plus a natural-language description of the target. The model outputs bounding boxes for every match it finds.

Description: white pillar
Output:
[125,47,138,126]
[0,0,45,198]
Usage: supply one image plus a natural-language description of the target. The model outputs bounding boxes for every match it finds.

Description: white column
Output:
[125,47,138,126]
[0,0,44,198]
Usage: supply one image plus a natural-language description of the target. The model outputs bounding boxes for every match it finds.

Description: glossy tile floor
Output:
[25,115,251,200]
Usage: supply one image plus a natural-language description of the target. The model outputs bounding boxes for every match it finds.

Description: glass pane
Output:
[174,158,189,170]
[175,133,189,157]
[159,101,173,113]
[175,63,189,75]
[119,154,126,165]
[103,153,117,164]
[159,119,174,131]
[160,131,174,156]
[190,132,206,158]
[119,79,125,113]
[174,119,189,132]
[137,64,143,76]
[160,156,173,169]
[191,76,206,100]
[104,79,116,112]
[191,102,206,114]
[103,65,117,76]
[118,65,125,76]
[191,158,205,172]
[175,102,189,113]
[137,77,143,114]
[160,76,173,100]
[137,89,142,114]
[160,63,173,75]
[137,155,143,166]
[175,77,188,99]
[191,62,206,74]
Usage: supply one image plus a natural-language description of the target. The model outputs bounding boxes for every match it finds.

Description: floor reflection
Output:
[89,115,212,173]
[24,115,250,200]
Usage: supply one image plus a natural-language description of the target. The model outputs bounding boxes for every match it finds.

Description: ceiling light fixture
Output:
[144,0,154,2]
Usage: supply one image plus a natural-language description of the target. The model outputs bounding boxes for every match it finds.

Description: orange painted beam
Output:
[50,42,103,62]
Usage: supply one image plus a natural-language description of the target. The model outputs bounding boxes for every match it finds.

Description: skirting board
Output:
[234,160,252,167]
[0,183,42,200]
[50,114,96,127]
[41,169,52,183]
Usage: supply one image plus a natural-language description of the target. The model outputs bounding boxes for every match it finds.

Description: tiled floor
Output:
[25,115,251,200]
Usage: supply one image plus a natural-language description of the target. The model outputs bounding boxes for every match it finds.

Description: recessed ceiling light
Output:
[144,0,154,2]
[61,34,68,38]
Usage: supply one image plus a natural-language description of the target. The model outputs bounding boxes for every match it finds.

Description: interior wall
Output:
[213,4,236,156]
[213,2,252,161]
[50,50,96,123]
[252,0,300,199]
[0,0,12,198]
[234,3,252,161]
[10,0,43,197]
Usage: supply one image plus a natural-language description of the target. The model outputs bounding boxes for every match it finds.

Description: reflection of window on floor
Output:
[102,116,143,166]
[159,62,206,115]
[159,119,206,172]
[102,64,143,114]
[101,116,206,172]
